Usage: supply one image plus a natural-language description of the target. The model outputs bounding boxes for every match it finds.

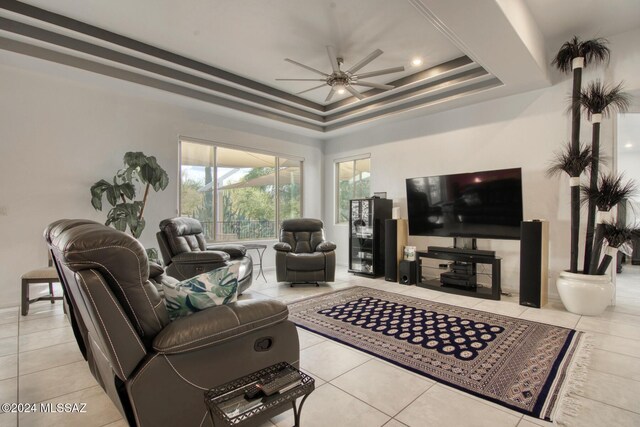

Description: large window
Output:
[335,157,370,223]
[180,140,303,241]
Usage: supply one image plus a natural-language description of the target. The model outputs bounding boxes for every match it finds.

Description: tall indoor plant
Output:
[549,36,638,315]
[579,81,630,273]
[90,152,169,259]
[552,37,610,273]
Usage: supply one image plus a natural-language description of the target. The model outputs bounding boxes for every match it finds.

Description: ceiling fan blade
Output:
[326,46,340,73]
[297,84,327,95]
[355,66,405,79]
[275,78,327,81]
[284,58,329,77]
[346,49,383,74]
[346,85,365,100]
[325,88,336,103]
[353,81,395,90]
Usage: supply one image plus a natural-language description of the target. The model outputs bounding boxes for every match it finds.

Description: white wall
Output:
[0,52,323,307]
[322,28,640,296]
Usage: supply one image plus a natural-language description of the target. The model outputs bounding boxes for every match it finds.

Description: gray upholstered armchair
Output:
[45,219,299,427]
[156,217,253,294]
[274,218,336,284]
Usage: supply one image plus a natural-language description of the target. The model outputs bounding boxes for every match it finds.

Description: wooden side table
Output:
[21,266,62,315]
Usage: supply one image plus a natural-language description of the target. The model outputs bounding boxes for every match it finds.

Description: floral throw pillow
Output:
[163,263,239,320]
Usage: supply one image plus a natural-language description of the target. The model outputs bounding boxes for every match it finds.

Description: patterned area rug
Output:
[288,287,589,422]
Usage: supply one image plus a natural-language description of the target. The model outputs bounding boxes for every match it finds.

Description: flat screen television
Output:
[406,168,523,240]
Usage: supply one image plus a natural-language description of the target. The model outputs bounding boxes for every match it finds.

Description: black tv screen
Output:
[406,168,523,240]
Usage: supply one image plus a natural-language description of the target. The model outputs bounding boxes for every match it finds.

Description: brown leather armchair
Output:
[45,219,299,427]
[156,217,253,294]
[274,218,336,284]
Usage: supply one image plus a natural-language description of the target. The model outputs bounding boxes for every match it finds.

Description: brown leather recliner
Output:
[45,219,299,427]
[274,218,336,283]
[156,217,253,294]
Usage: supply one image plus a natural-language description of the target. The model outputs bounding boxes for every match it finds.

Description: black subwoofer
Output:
[519,220,549,308]
[399,260,417,285]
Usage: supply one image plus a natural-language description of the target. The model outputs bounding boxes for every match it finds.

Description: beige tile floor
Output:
[1,265,639,427]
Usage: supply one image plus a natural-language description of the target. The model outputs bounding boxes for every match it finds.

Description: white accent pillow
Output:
[163,263,239,320]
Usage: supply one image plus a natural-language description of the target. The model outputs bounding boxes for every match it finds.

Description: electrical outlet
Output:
[0,206,7,216]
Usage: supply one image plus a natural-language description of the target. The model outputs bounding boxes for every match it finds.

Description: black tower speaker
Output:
[519,220,549,308]
[399,260,417,285]
[385,219,398,282]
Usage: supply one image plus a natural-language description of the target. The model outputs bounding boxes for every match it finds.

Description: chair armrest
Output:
[273,242,292,252]
[206,244,247,258]
[148,261,165,278]
[316,241,337,252]
[152,300,289,354]
[172,251,230,264]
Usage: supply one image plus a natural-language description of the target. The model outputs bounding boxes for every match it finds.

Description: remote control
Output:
[259,367,302,396]
[243,383,263,400]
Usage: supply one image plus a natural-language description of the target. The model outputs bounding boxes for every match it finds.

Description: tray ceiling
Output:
[5,0,606,134]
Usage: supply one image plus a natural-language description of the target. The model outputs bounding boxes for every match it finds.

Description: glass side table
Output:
[243,243,267,282]
[205,362,314,427]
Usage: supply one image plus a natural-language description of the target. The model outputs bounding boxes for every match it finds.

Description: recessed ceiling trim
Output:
[0,1,505,133]
[326,67,489,122]
[0,16,326,123]
[0,0,323,111]
[324,78,503,132]
[0,36,325,132]
[325,55,474,111]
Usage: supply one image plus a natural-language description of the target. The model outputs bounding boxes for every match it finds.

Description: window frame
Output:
[334,154,371,225]
[178,137,304,242]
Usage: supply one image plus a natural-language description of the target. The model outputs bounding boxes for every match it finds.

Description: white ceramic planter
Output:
[556,271,613,316]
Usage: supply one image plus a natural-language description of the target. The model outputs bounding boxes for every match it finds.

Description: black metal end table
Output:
[205,362,314,426]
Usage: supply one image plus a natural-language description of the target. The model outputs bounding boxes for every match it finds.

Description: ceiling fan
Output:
[276,46,405,103]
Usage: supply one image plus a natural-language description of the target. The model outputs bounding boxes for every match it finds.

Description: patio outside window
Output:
[180,139,303,241]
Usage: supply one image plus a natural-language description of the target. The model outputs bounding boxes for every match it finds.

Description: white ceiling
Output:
[524,0,640,42]
[1,0,638,135]
[21,0,464,105]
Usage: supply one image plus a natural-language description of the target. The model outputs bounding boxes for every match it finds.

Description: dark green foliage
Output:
[547,143,592,178]
[601,221,640,248]
[552,36,610,73]
[580,80,630,272]
[547,142,593,272]
[596,222,640,275]
[550,35,609,273]
[579,81,630,118]
[581,174,636,212]
[90,152,169,239]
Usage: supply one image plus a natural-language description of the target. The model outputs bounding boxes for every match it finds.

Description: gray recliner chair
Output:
[45,219,299,427]
[274,218,336,284]
[156,217,253,294]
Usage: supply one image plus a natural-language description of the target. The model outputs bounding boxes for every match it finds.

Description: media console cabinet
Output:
[416,249,501,300]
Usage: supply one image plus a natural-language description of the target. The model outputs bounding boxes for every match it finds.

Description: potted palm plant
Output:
[549,36,639,315]
[579,81,630,273]
[552,37,610,273]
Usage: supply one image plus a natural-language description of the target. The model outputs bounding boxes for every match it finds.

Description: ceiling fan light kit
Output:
[278,46,406,103]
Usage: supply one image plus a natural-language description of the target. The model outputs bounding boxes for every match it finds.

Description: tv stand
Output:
[427,246,496,257]
[417,248,501,300]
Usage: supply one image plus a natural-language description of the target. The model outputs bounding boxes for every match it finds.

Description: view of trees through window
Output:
[336,158,371,223]
[180,140,302,241]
